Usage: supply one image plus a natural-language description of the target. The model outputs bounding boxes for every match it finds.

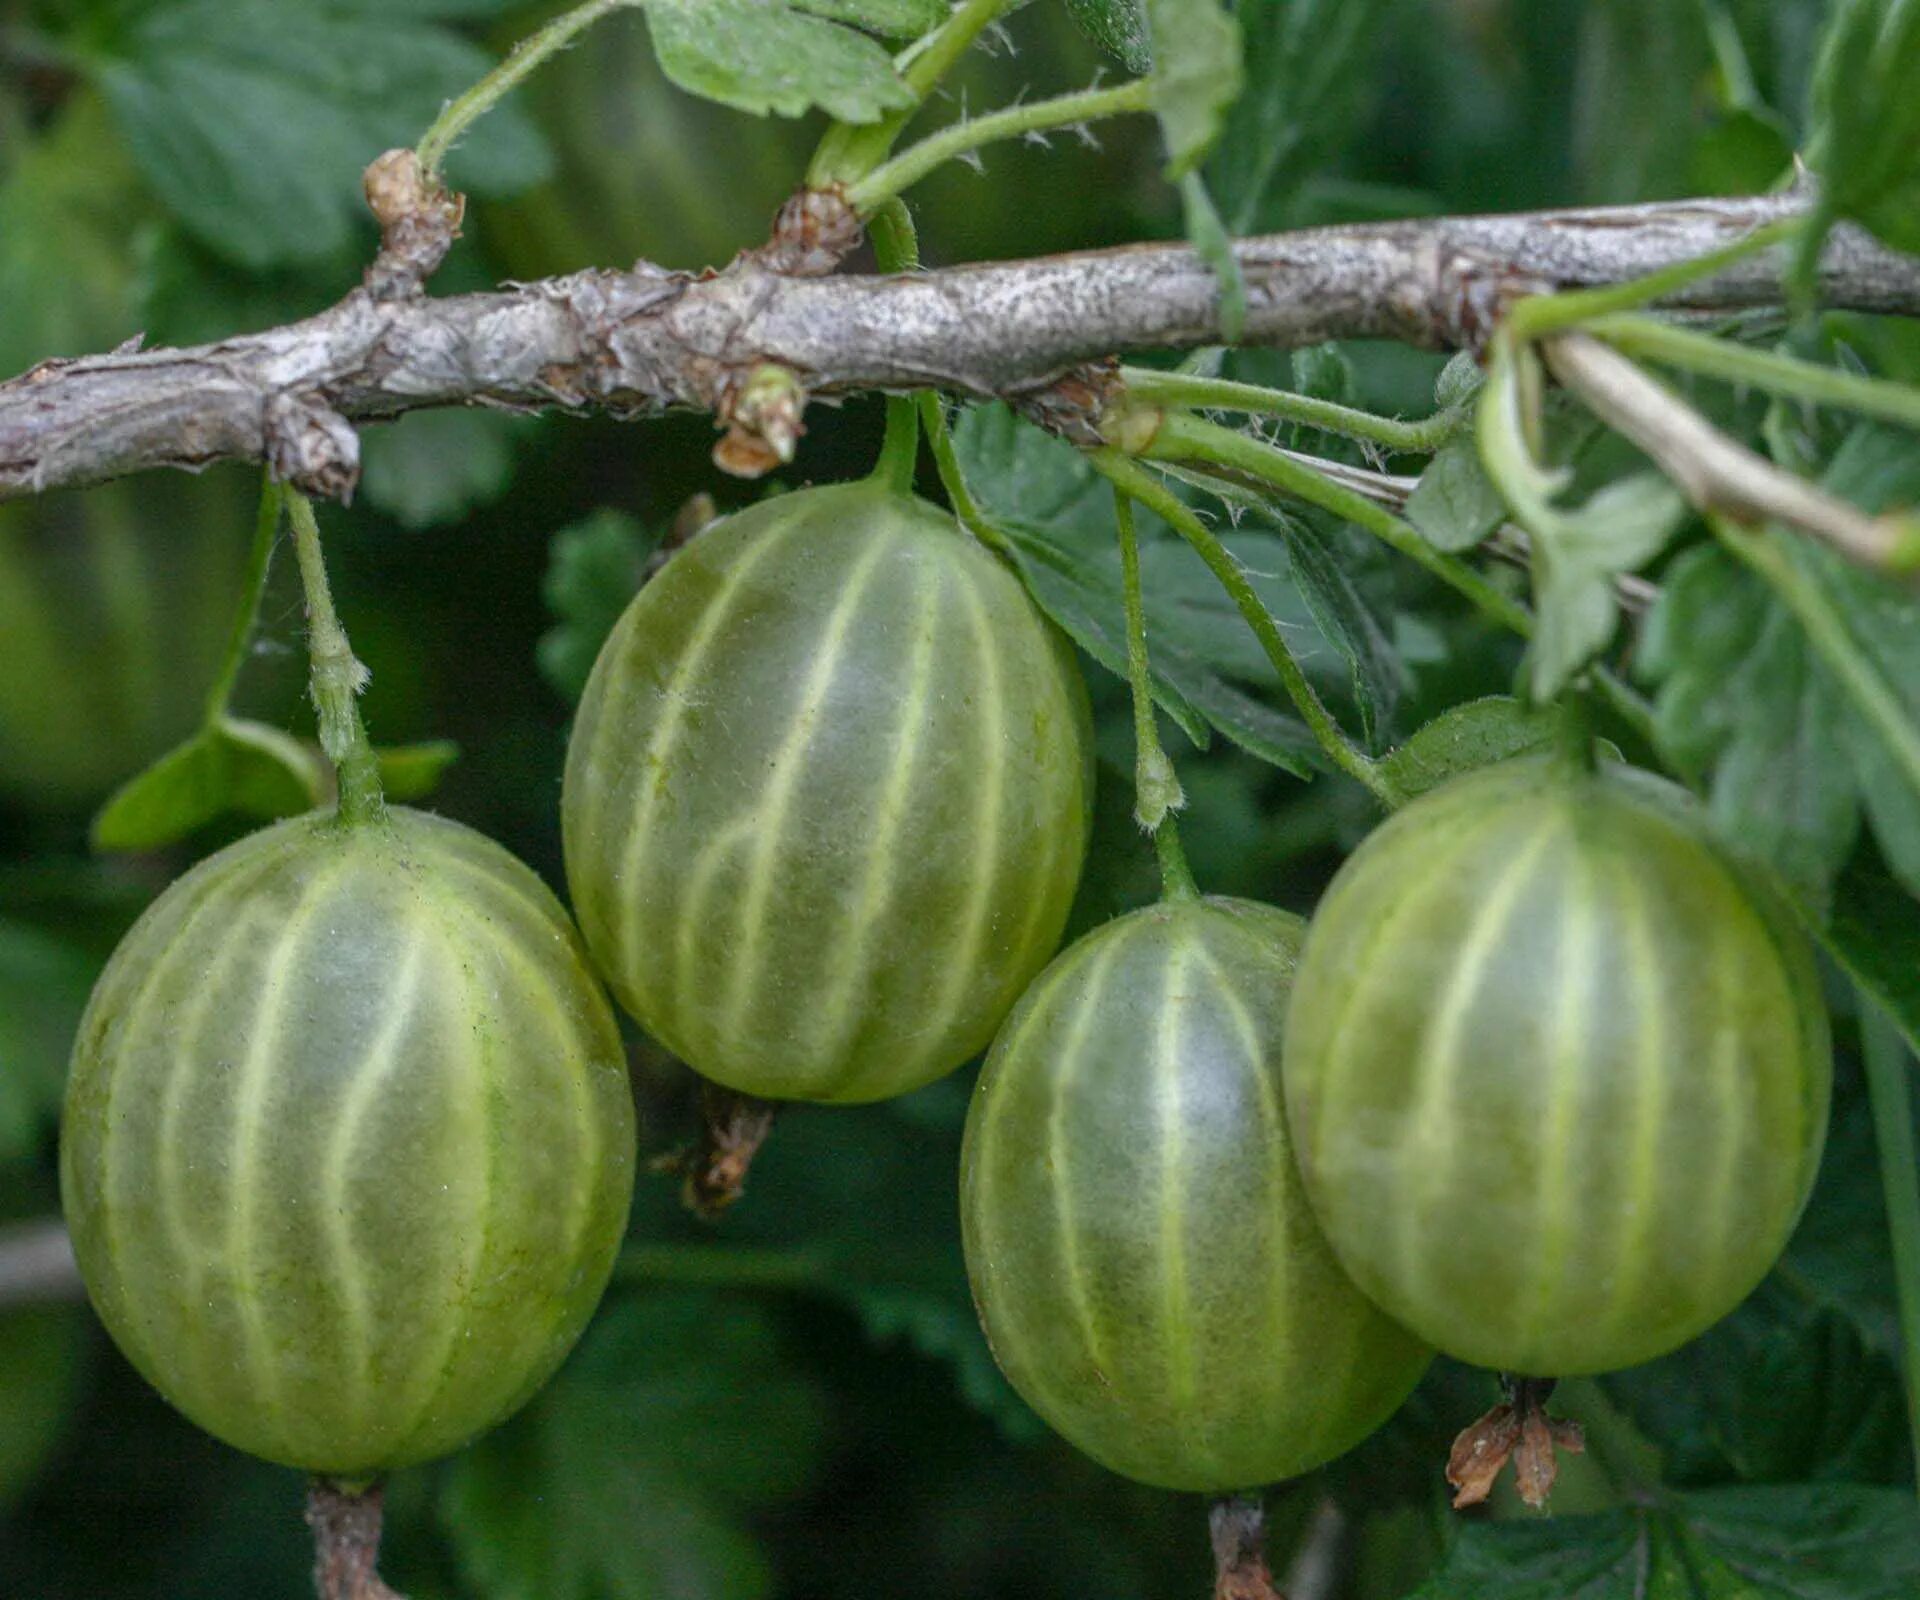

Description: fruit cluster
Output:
[60,484,1832,1504]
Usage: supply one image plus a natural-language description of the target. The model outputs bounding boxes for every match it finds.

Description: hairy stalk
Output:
[1141,410,1535,637]
[1861,1002,1920,1502]
[202,475,284,724]
[1113,487,1198,898]
[286,491,384,828]
[1505,218,1797,338]
[416,0,631,182]
[1120,368,1468,453]
[869,200,923,492]
[1094,451,1401,807]
[920,394,1013,555]
[809,0,1013,187]
[847,78,1155,212]
[1586,313,1920,432]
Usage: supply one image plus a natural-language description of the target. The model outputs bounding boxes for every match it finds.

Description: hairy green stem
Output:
[920,394,1014,555]
[1861,1001,1920,1501]
[203,475,284,724]
[417,0,632,181]
[868,199,923,492]
[1144,410,1535,637]
[286,491,384,828]
[1120,368,1468,453]
[1094,450,1401,807]
[808,0,1013,187]
[1505,219,1796,339]
[1587,314,1920,432]
[847,78,1155,212]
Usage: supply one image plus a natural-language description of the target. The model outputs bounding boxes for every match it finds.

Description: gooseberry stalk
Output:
[415,0,633,183]
[1119,367,1470,454]
[285,490,384,828]
[1112,486,1198,902]
[807,0,1012,189]
[868,198,923,494]
[1093,450,1405,810]
[845,77,1156,213]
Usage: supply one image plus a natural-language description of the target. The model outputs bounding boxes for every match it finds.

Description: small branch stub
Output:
[1446,1375,1586,1510]
[758,185,863,278]
[1209,1494,1283,1600]
[307,1478,402,1600]
[713,364,809,478]
[362,149,466,302]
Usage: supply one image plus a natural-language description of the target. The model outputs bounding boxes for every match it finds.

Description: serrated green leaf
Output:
[1526,472,1688,701]
[0,922,97,1160]
[1823,858,1920,1057]
[792,0,945,37]
[359,410,528,532]
[1640,544,1862,902]
[374,739,459,801]
[443,1289,828,1600]
[951,404,1333,775]
[1809,0,1920,258]
[1147,0,1241,178]
[87,0,551,269]
[1415,1484,1920,1598]
[640,0,914,121]
[90,718,324,854]
[1644,426,1920,902]
[538,510,663,705]
[1283,517,1405,750]
[1206,0,1400,230]
[1408,432,1506,553]
[1378,697,1558,799]
[1064,0,1149,73]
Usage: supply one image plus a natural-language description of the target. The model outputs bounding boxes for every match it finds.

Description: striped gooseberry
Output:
[1282,755,1833,1377]
[60,807,638,1477]
[960,897,1433,1491]
[562,482,1095,1104]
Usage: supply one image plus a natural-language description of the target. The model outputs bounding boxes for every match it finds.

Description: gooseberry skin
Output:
[60,807,638,1478]
[960,898,1433,1492]
[562,483,1095,1105]
[1283,757,1833,1378]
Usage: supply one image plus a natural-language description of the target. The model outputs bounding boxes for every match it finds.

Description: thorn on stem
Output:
[362,149,465,302]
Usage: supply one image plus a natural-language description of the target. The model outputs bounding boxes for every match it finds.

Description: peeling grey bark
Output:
[0,194,1915,502]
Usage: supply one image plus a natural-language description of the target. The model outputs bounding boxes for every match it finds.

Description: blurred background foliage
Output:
[0,1,1914,1596]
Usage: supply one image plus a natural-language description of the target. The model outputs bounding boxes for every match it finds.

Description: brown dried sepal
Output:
[307,1478,403,1600]
[712,364,808,479]
[1446,1376,1586,1510]
[665,1083,779,1221]
[758,186,864,277]
[1209,1495,1283,1600]
[362,148,466,302]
